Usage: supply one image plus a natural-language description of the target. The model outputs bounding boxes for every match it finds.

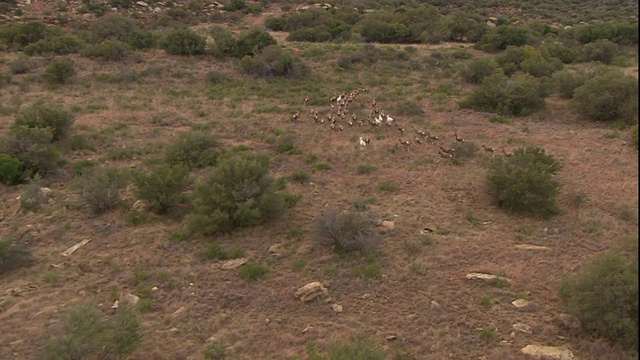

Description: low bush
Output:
[187,152,292,235]
[81,40,130,61]
[540,42,580,64]
[164,130,221,169]
[128,30,157,50]
[0,237,34,275]
[309,335,386,360]
[572,71,638,124]
[559,248,638,351]
[240,45,309,79]
[460,71,547,116]
[42,302,142,359]
[44,57,76,85]
[475,25,534,52]
[14,104,74,141]
[6,126,63,178]
[0,153,22,185]
[581,39,619,64]
[132,164,189,214]
[89,13,138,43]
[314,209,381,253]
[237,262,268,280]
[78,167,129,215]
[487,146,561,218]
[9,57,34,74]
[552,70,589,99]
[459,56,499,84]
[161,28,205,55]
[49,33,86,54]
[0,21,49,51]
[232,28,276,58]
[452,141,478,166]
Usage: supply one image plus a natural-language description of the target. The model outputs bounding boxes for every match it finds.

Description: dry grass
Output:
[0,10,638,360]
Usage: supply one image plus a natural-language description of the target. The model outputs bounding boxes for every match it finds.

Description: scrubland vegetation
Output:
[0,0,637,358]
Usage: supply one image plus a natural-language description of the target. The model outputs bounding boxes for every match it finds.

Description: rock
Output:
[172,306,186,317]
[294,282,330,303]
[555,313,581,329]
[131,200,147,212]
[120,293,140,306]
[268,243,286,257]
[380,220,395,231]
[136,1,148,6]
[512,299,537,311]
[429,300,441,309]
[520,344,576,360]
[39,187,52,198]
[513,323,532,334]
[515,244,550,250]
[487,21,496,27]
[330,303,343,313]
[465,272,511,283]
[153,7,161,12]
[302,325,312,333]
[488,16,498,21]
[564,26,572,30]
[220,258,248,270]
[385,335,397,341]
[111,300,119,309]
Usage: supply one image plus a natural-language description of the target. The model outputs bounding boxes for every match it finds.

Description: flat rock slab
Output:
[521,344,576,360]
[512,299,538,311]
[220,258,248,270]
[515,244,551,250]
[465,272,511,283]
[294,282,330,303]
[513,322,532,334]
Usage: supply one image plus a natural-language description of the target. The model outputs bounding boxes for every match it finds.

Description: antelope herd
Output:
[292,88,514,162]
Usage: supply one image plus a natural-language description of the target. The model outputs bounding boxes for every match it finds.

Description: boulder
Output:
[294,282,330,303]
[220,258,248,270]
[521,344,576,360]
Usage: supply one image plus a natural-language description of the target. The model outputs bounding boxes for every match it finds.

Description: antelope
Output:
[454,131,464,143]
[502,148,514,157]
[304,96,309,104]
[427,133,439,141]
[482,144,495,153]
[416,129,426,137]
[397,127,405,134]
[414,137,423,144]
[385,115,394,126]
[440,146,455,156]
[438,149,453,159]
[292,113,299,122]
[359,137,371,148]
[372,99,377,107]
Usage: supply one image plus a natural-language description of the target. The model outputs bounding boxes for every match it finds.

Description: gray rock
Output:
[555,313,581,329]
[295,282,330,303]
[120,293,140,306]
[520,344,576,360]
[512,299,537,311]
[220,258,248,270]
[513,322,532,334]
[466,272,511,283]
[515,244,550,250]
[331,303,343,313]
[136,1,148,6]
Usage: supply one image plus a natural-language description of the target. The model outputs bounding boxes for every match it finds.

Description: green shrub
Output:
[540,42,580,64]
[240,45,309,79]
[132,164,189,214]
[44,57,76,85]
[164,130,221,169]
[6,126,62,178]
[0,21,48,50]
[460,72,547,116]
[0,237,34,275]
[265,16,285,31]
[552,70,589,99]
[289,170,310,183]
[128,30,157,50]
[82,40,130,61]
[41,302,141,359]
[14,105,74,141]
[9,56,34,74]
[203,341,226,360]
[78,167,129,215]
[237,262,267,280]
[23,39,51,55]
[356,164,376,175]
[89,13,138,43]
[0,153,22,185]
[187,152,291,235]
[309,335,386,360]
[559,250,638,351]
[314,209,381,253]
[452,141,478,166]
[232,28,276,58]
[199,243,230,260]
[205,69,230,84]
[487,146,561,218]
[49,33,86,54]
[459,56,499,84]
[378,180,399,192]
[162,28,205,55]
[476,25,534,52]
[572,71,638,124]
[581,39,619,64]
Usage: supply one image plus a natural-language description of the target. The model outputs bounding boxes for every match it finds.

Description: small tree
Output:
[0,153,22,185]
[14,104,75,141]
[162,28,205,55]
[187,152,290,235]
[164,130,221,169]
[44,57,76,85]
[559,250,638,351]
[581,39,619,64]
[573,71,638,124]
[132,164,189,214]
[487,146,561,218]
[78,167,129,215]
[459,56,499,84]
[314,209,381,253]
